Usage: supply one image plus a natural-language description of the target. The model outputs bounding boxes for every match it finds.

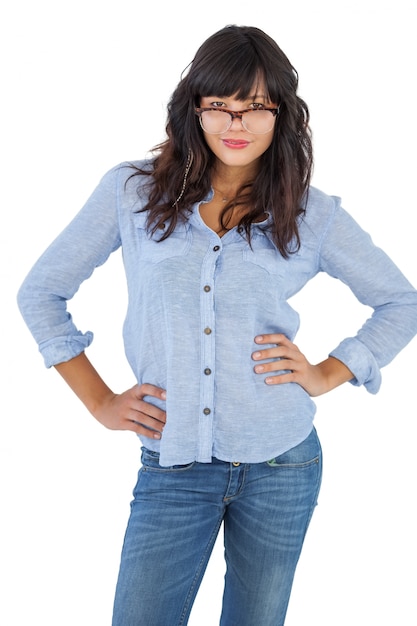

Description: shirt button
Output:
[204,327,212,335]
[203,408,211,415]
[204,285,211,292]
[232,462,241,467]
[213,245,220,251]
[204,368,212,375]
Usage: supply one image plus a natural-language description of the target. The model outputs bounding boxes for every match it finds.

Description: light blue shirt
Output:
[17,161,417,465]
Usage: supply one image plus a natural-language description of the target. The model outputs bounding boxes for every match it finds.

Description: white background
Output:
[1,1,416,624]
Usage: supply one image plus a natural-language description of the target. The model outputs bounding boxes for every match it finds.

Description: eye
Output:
[210,101,227,108]
[248,102,267,110]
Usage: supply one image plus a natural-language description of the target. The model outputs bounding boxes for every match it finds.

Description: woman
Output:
[17,25,417,625]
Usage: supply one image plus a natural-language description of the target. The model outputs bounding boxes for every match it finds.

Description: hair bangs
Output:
[191,54,269,101]
[187,31,281,104]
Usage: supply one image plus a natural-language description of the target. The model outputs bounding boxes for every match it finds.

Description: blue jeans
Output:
[112,428,322,626]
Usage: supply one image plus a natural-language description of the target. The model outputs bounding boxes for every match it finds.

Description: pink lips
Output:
[222,139,250,149]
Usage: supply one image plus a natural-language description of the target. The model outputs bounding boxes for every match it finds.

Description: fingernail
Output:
[255,335,263,343]
[254,364,264,373]
[253,351,261,359]
[265,378,273,385]
[161,391,166,400]
[153,432,161,439]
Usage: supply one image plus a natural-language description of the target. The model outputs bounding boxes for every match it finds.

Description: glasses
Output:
[195,106,279,135]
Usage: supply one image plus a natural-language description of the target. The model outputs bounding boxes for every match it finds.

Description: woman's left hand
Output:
[252,333,353,397]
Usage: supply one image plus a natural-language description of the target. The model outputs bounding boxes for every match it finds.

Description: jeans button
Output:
[232,462,240,467]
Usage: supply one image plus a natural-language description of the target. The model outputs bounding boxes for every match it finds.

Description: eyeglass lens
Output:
[200,109,275,134]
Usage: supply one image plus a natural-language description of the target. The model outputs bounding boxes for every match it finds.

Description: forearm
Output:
[54,352,115,417]
[314,356,354,395]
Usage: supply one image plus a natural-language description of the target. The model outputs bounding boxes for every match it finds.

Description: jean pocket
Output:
[266,428,322,468]
[141,447,196,472]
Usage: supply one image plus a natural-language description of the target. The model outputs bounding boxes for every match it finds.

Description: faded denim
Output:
[112,428,322,626]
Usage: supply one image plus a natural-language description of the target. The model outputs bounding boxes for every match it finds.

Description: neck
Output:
[211,161,258,196]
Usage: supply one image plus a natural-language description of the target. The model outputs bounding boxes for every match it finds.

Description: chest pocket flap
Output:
[132,212,192,263]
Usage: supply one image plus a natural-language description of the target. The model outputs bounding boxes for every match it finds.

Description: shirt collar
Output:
[197,190,273,230]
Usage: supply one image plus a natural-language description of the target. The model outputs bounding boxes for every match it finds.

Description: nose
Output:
[229,112,244,131]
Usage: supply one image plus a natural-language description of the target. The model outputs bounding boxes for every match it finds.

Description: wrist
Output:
[315,356,354,393]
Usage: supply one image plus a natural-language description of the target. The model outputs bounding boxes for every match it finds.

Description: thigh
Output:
[112,449,224,626]
[221,428,323,626]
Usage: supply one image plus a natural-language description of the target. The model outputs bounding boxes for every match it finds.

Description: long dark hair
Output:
[130,25,313,257]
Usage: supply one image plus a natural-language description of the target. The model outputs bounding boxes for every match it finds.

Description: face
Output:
[199,88,277,174]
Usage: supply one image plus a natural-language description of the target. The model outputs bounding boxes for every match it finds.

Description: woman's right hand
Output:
[94,383,167,439]
[54,353,166,439]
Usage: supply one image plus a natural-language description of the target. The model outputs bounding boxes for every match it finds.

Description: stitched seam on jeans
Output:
[266,454,320,468]
[178,513,224,625]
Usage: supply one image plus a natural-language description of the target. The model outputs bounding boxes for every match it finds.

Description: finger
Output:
[129,420,165,439]
[252,347,287,361]
[135,383,167,401]
[254,333,289,346]
[134,400,166,423]
[253,334,295,361]
[254,358,294,374]
[252,342,300,362]
[264,372,295,385]
[127,407,166,433]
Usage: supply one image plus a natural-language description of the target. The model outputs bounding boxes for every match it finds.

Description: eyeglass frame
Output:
[194,106,280,134]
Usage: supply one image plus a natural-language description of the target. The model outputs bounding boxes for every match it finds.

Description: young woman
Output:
[17,25,417,625]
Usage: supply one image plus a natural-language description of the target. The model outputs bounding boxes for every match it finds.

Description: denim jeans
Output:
[112,428,322,626]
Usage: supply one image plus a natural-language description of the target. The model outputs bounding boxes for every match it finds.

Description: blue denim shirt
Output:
[17,161,417,465]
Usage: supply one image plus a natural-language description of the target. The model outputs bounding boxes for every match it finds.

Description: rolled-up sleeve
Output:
[17,165,124,367]
[319,198,417,393]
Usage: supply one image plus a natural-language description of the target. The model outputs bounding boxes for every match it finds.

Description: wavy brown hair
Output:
[130,25,313,257]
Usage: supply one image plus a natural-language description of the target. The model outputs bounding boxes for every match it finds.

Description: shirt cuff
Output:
[38,331,94,368]
[329,337,382,394]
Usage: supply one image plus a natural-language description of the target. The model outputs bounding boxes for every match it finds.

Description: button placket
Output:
[197,239,220,461]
